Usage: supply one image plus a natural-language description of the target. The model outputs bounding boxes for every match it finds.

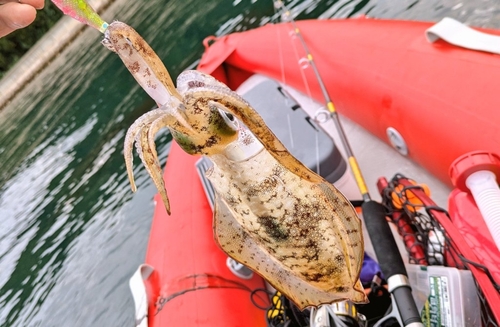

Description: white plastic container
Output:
[406,264,481,327]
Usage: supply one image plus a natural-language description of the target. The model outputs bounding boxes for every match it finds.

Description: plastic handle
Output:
[465,170,500,251]
[362,200,422,326]
[363,201,407,277]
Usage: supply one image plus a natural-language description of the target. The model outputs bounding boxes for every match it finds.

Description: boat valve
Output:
[386,127,408,156]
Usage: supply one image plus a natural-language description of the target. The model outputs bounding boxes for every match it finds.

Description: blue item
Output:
[360,253,382,285]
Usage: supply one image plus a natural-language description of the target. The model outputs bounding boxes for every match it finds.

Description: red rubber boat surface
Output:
[198,17,500,186]
[144,143,268,327]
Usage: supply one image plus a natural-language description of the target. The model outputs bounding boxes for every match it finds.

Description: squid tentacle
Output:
[134,123,171,214]
[124,109,166,192]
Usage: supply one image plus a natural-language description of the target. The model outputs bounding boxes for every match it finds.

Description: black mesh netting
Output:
[380,174,500,327]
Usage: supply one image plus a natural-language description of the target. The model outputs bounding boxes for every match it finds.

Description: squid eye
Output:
[217,108,238,129]
[209,101,239,130]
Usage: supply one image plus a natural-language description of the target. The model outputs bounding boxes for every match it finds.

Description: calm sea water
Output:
[1,0,499,326]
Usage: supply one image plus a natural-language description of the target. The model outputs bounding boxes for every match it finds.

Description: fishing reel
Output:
[310,301,367,327]
[266,295,370,327]
[266,273,397,327]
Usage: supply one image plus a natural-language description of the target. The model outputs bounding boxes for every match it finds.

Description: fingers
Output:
[0,2,41,37]
[0,0,44,9]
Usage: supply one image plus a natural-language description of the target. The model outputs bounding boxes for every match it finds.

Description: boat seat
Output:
[426,17,500,55]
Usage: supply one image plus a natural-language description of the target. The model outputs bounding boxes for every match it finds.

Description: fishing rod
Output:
[275,1,370,202]
[273,2,423,327]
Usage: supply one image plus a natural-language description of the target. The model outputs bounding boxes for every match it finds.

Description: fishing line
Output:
[275,21,287,90]
[288,28,314,105]
[274,0,370,201]
[315,130,320,176]
[286,114,295,149]
[273,2,424,326]
[273,1,314,105]
[274,1,327,175]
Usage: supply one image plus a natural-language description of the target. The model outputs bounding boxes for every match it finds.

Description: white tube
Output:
[465,170,500,251]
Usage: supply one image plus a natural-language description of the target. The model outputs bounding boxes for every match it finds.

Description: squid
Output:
[48,0,368,308]
[101,21,367,309]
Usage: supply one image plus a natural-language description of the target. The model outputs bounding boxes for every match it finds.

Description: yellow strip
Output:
[295,27,299,34]
[307,53,313,61]
[327,101,336,113]
[267,292,283,318]
[348,156,368,195]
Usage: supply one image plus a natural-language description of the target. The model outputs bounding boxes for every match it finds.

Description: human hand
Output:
[0,0,44,37]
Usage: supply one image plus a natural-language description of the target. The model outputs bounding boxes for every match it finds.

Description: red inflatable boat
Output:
[131,17,500,326]
[129,143,269,327]
[198,17,500,186]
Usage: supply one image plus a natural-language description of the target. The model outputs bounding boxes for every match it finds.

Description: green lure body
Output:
[51,0,108,33]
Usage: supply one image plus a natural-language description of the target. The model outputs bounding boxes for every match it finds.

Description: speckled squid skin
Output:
[209,150,367,309]
[102,21,367,309]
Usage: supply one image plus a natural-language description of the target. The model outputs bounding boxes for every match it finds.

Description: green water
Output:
[0,0,498,326]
